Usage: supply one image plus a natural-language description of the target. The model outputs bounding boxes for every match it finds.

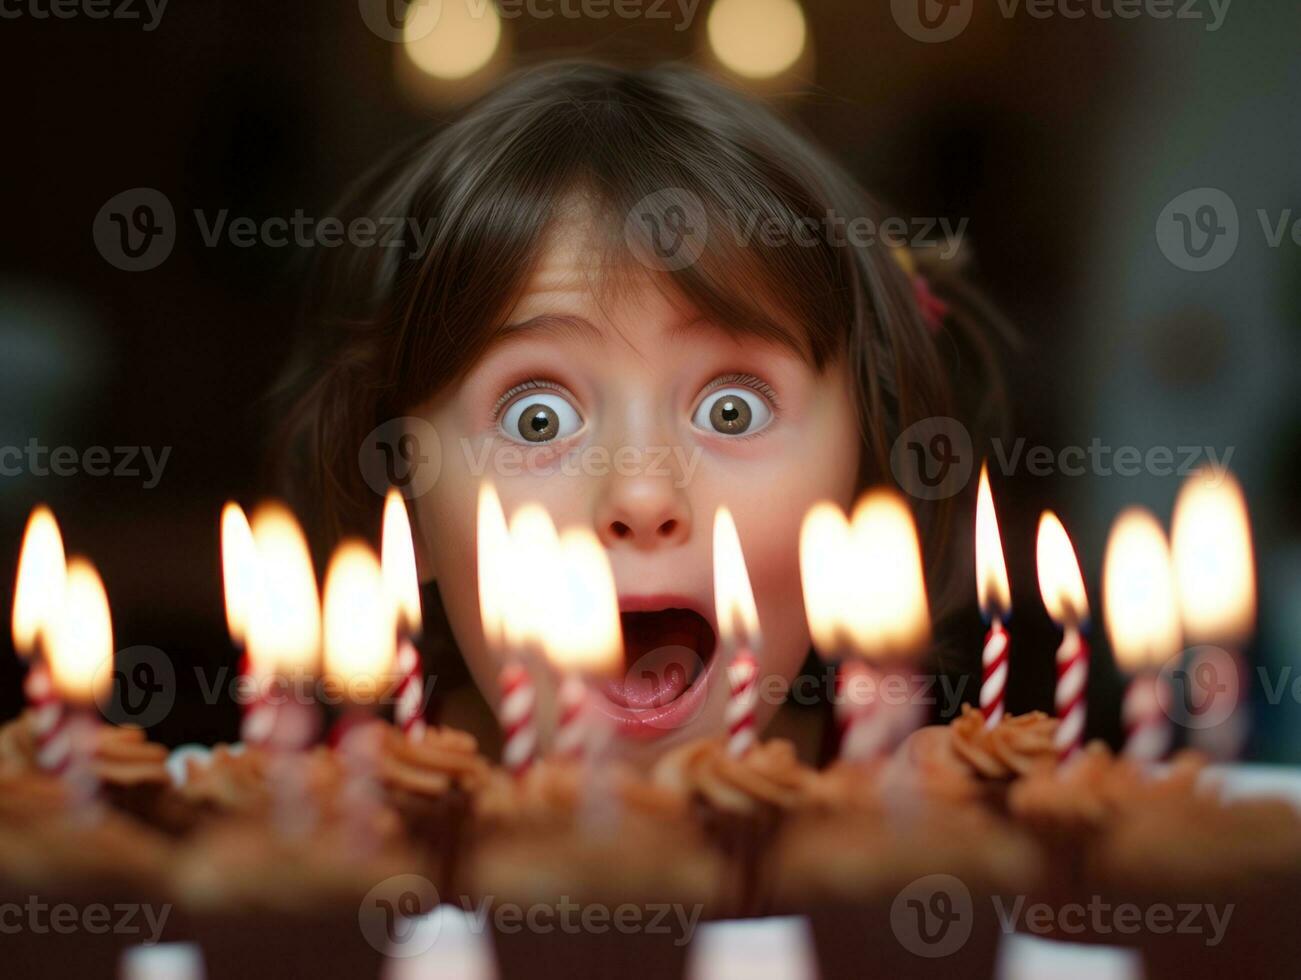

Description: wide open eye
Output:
[499,389,584,444]
[691,386,774,436]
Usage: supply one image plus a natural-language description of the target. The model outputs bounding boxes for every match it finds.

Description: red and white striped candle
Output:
[499,660,537,777]
[382,490,427,742]
[726,648,759,758]
[1037,512,1091,763]
[836,659,892,762]
[975,465,1012,728]
[1105,507,1180,763]
[715,508,762,759]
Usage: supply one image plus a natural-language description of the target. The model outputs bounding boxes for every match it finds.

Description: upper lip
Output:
[617,592,715,628]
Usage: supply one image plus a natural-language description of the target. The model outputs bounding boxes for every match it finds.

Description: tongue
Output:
[600,609,713,710]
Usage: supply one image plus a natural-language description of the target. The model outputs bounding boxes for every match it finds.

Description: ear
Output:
[408,501,438,585]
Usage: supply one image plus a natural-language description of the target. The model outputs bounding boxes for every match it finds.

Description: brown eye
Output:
[518,403,558,442]
[692,386,773,436]
[710,395,751,433]
[499,390,583,444]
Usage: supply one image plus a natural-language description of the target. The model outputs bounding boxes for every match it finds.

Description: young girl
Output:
[279,60,1004,767]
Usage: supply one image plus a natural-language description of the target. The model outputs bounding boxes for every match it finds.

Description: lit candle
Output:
[801,492,931,763]
[244,504,322,750]
[221,502,264,743]
[323,540,397,849]
[44,558,113,809]
[540,523,622,763]
[11,505,68,770]
[478,483,536,777]
[1171,468,1256,759]
[1103,507,1180,761]
[714,507,761,759]
[1036,511,1091,763]
[382,489,426,741]
[975,464,1012,729]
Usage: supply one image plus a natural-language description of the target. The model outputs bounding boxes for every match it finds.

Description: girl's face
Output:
[411,208,861,765]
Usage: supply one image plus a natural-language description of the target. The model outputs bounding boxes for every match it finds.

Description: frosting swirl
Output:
[379,724,492,799]
[948,703,1058,779]
[652,737,818,815]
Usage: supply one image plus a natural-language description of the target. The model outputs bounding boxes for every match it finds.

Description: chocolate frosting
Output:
[652,737,819,815]
[378,724,492,799]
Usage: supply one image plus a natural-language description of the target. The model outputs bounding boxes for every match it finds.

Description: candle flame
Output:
[247,503,321,677]
[504,503,560,653]
[12,505,67,658]
[975,464,1011,617]
[45,557,112,704]
[1171,468,1255,647]
[713,507,760,650]
[1103,507,1180,672]
[799,502,855,655]
[382,489,423,635]
[476,482,510,651]
[323,540,397,688]
[220,502,257,647]
[1036,511,1089,627]
[848,490,930,661]
[545,526,623,677]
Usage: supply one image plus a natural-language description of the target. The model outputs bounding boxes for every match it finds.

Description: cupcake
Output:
[377,723,494,896]
[652,737,820,917]
[172,777,424,980]
[773,796,1040,980]
[0,711,190,834]
[467,787,720,980]
[888,704,1058,811]
[1083,766,1301,979]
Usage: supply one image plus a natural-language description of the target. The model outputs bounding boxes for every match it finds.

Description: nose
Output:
[596,472,692,550]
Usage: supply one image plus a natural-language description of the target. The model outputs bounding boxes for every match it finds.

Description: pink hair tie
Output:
[891,247,950,334]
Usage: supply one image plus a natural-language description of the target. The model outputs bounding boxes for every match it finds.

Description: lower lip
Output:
[591,646,719,740]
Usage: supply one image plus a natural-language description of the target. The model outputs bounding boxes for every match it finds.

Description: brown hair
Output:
[276,59,1009,658]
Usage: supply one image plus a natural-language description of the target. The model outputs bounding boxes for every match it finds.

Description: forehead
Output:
[500,200,813,357]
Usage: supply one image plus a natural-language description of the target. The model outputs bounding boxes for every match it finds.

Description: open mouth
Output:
[598,606,718,713]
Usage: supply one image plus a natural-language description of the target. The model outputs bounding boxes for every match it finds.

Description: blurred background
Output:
[0,0,1296,758]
